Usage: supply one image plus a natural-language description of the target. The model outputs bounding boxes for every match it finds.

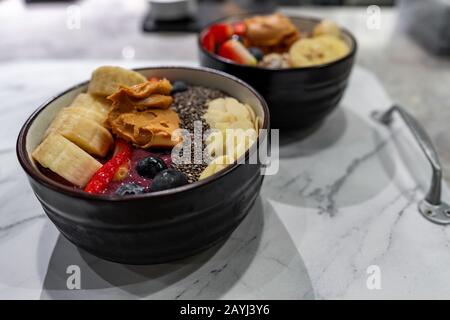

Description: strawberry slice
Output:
[201,29,216,52]
[218,39,257,66]
[84,140,132,194]
[209,23,233,44]
[233,22,247,36]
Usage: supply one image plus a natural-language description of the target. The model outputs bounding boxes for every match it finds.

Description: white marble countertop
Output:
[1,60,450,299]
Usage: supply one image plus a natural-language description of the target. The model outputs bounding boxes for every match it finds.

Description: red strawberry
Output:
[84,140,132,194]
[201,29,216,52]
[209,23,233,44]
[233,22,247,36]
[218,39,257,65]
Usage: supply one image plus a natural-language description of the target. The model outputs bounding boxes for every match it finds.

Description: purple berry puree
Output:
[103,148,172,196]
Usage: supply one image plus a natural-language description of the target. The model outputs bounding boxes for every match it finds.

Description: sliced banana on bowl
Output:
[32,133,102,187]
[46,111,113,157]
[203,98,257,129]
[289,35,350,67]
[199,155,234,180]
[200,97,259,180]
[69,93,110,118]
[45,92,114,157]
[313,20,341,38]
[88,66,147,97]
[32,66,148,187]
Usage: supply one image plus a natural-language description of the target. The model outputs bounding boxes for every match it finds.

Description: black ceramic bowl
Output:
[17,66,269,265]
[198,15,357,130]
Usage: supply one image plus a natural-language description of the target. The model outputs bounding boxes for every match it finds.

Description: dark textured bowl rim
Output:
[16,66,270,202]
[198,13,358,71]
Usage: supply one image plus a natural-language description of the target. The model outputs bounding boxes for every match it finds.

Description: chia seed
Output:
[172,85,226,132]
[171,85,227,182]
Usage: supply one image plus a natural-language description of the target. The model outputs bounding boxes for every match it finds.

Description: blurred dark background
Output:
[24,0,395,5]
[280,0,394,5]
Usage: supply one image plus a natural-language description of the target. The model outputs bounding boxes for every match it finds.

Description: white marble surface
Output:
[1,60,450,299]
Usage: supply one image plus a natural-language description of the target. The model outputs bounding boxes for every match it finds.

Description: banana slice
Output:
[255,116,261,132]
[205,130,225,158]
[204,98,254,126]
[203,109,233,128]
[230,119,255,130]
[207,98,226,113]
[46,93,114,157]
[313,20,341,38]
[202,97,259,179]
[318,35,350,58]
[68,93,110,117]
[199,155,233,180]
[32,133,102,187]
[244,103,256,124]
[46,107,107,134]
[289,35,349,67]
[46,112,113,157]
[225,128,257,160]
[88,66,147,97]
[67,107,108,126]
[224,98,250,120]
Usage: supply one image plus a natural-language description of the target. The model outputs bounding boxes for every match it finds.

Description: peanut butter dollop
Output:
[244,13,300,53]
[107,79,181,149]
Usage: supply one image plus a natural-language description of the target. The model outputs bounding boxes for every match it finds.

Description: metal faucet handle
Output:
[373,105,450,225]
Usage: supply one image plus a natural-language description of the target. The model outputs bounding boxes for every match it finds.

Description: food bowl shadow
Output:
[278,106,347,158]
[262,107,396,210]
[39,197,315,299]
[38,198,265,299]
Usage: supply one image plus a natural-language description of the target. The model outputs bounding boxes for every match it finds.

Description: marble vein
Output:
[0,214,45,233]
[311,136,391,216]
[371,188,419,263]
[332,187,420,298]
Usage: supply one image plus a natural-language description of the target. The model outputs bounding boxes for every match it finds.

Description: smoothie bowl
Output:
[17,66,269,264]
[199,13,357,130]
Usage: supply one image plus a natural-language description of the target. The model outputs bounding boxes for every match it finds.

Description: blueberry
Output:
[248,47,264,61]
[149,169,188,192]
[171,81,188,94]
[115,183,145,196]
[136,156,167,179]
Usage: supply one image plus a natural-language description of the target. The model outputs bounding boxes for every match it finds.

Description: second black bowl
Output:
[198,15,357,131]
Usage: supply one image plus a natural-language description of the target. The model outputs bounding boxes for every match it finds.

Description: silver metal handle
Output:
[373,105,450,225]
